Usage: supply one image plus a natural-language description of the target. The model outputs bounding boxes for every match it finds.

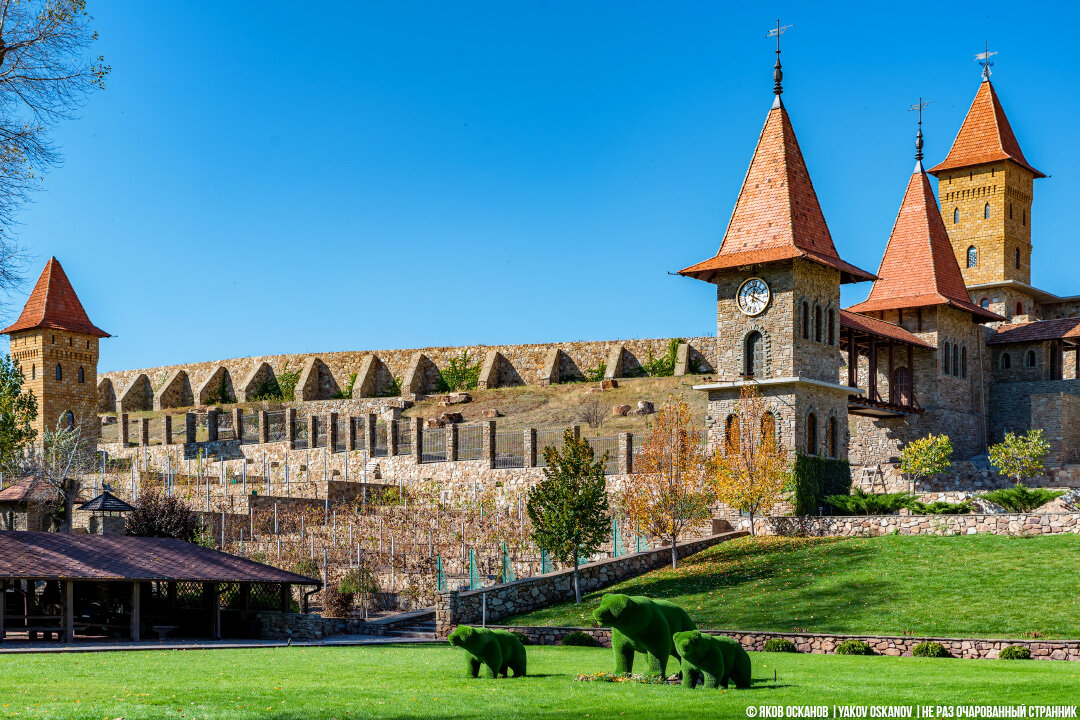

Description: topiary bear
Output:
[673,630,752,689]
[592,593,696,678]
[447,625,527,679]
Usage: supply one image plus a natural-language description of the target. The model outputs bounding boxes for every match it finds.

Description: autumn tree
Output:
[988,429,1050,485]
[526,429,609,603]
[899,434,953,494]
[711,385,791,536]
[618,396,712,569]
[22,415,98,530]
[0,354,36,473]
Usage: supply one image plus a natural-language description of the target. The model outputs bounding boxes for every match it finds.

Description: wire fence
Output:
[217,412,236,441]
[494,432,524,469]
[349,417,366,452]
[241,412,260,444]
[458,425,483,461]
[396,421,413,456]
[372,421,388,457]
[587,436,618,474]
[421,427,447,463]
[333,416,347,453]
[293,417,309,449]
[312,415,328,449]
[267,411,286,443]
[535,428,567,468]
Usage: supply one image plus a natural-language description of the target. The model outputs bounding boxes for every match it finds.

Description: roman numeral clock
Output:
[737,277,770,316]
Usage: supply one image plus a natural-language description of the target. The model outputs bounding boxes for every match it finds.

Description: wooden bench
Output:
[151,625,177,641]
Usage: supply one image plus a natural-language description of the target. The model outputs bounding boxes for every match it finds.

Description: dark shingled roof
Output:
[78,491,135,513]
[839,310,935,349]
[987,318,1080,346]
[0,531,320,584]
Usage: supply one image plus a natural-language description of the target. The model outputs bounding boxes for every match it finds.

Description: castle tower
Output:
[679,58,874,461]
[929,78,1044,290]
[1,258,109,440]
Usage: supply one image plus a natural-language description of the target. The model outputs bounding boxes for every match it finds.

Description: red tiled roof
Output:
[847,167,1002,323]
[987,318,1080,345]
[928,80,1044,178]
[679,100,874,284]
[1,257,109,337]
[0,531,321,584]
[839,310,935,349]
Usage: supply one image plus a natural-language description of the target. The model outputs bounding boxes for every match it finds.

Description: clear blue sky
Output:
[6,1,1079,372]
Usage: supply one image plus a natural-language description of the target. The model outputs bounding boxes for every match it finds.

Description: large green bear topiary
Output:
[673,630,752,689]
[447,625,528,678]
[592,593,696,677]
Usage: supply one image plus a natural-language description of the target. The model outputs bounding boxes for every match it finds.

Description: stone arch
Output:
[238,362,278,402]
[118,374,153,413]
[478,351,523,390]
[196,366,236,405]
[740,324,772,379]
[296,357,341,400]
[154,369,194,410]
[354,354,396,397]
[97,378,116,413]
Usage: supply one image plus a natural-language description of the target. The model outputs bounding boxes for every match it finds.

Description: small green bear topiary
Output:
[561,631,598,647]
[835,639,874,656]
[447,625,528,678]
[673,631,752,689]
[912,641,949,658]
[763,638,798,653]
[999,645,1032,660]
[592,593,697,678]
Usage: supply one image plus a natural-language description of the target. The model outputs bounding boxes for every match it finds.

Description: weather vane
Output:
[909,98,933,162]
[976,42,998,81]
[767,20,792,96]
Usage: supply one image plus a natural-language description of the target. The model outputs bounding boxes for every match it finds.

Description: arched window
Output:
[966,246,978,268]
[1015,248,1021,269]
[761,412,776,446]
[1015,302,1024,316]
[952,345,959,376]
[827,416,838,457]
[1009,203,1013,219]
[953,208,960,224]
[943,342,950,374]
[1025,350,1037,368]
[980,297,990,309]
[725,415,740,454]
[744,331,763,378]
[65,410,74,430]
[801,301,809,339]
[77,366,85,384]
[806,413,818,455]
[55,364,62,381]
[1001,352,1012,370]
[961,346,968,379]
[814,305,822,342]
[1022,209,1026,226]
[828,309,836,345]
[30,364,35,380]
[984,203,990,219]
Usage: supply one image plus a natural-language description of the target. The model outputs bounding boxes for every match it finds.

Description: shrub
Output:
[511,631,533,646]
[980,484,1063,513]
[640,338,681,377]
[825,488,914,515]
[439,350,481,391]
[912,641,949,658]
[792,454,852,516]
[561,631,599,647]
[276,364,301,402]
[835,639,873,656]
[905,499,973,515]
[584,361,606,383]
[292,559,320,580]
[125,491,201,542]
[322,585,354,617]
[339,567,378,596]
[763,638,798,653]
[999,645,1031,660]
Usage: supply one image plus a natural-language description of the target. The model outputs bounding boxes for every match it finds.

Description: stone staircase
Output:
[366,608,437,640]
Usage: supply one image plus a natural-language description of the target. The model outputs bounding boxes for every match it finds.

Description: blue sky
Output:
[5,2,1079,371]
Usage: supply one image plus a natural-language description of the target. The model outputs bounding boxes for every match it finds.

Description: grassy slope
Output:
[0,645,1075,719]
[506,534,1080,639]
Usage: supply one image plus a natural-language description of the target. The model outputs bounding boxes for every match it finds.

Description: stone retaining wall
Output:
[734,512,1080,537]
[495,626,1080,661]
[434,531,747,636]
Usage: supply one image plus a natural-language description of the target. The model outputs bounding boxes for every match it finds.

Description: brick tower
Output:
[679,60,874,461]
[2,258,109,439]
[929,77,1044,291]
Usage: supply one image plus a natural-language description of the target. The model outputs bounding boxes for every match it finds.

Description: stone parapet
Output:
[735,512,1080,537]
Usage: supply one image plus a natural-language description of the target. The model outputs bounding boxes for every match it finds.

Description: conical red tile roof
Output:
[679,99,874,284]
[1,257,109,337]
[928,80,1044,178]
[847,165,1001,322]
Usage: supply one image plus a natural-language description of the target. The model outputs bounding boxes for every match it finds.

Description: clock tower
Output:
[679,60,874,461]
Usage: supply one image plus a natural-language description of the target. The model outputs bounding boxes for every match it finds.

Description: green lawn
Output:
[0,644,1076,719]
[506,534,1080,639]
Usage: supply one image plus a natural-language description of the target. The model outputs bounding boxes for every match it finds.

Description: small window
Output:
[962,346,968,379]
[51,335,55,344]
[806,413,818,455]
[761,412,776,446]
[827,416,838,458]
[828,309,835,345]
[953,208,960,224]
[801,301,809,339]
[953,345,960,376]
[725,415,740,454]
[980,297,990,309]
[943,342,950,374]
[1009,204,1013,220]
[65,410,75,430]
[55,364,62,381]
[966,246,978,268]
[814,305,822,343]
[1015,302,1024,316]
[984,203,990,219]
[1001,352,1012,370]
[1015,248,1021,269]
[1022,209,1027,226]
[67,337,72,346]
[85,340,89,349]
[31,364,35,380]
[744,331,762,378]
[1025,350,1037,368]
[77,366,85,384]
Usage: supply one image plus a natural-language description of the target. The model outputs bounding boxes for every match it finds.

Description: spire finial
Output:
[767,20,792,98]
[909,98,933,171]
[976,42,998,82]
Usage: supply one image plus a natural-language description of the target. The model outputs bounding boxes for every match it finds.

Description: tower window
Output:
[962,346,968,379]
[980,297,990,309]
[801,301,809,339]
[31,364,35,380]
[1000,352,1012,370]
[65,411,75,430]
[744,331,762,378]
[77,366,85,384]
[55,364,62,381]
[953,345,960,377]
[1023,209,1027,226]
[827,416,838,458]
[966,246,978,268]
[814,305,822,342]
[1009,204,1013,219]
[1015,248,1021,269]
[984,203,990,219]
[943,342,950,374]
[828,309,835,345]
[806,413,818,455]
[1025,350,1037,368]
[50,335,55,344]
[1016,302,1024,316]
[953,208,960,224]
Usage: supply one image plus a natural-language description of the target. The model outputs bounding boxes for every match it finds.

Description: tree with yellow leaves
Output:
[712,384,792,536]
[617,396,713,569]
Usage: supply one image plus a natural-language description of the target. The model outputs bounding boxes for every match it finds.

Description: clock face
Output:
[737,277,770,316]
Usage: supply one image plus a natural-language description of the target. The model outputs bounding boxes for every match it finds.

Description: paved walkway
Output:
[0,634,441,654]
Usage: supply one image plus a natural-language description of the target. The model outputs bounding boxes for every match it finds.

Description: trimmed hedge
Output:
[835,639,873,656]
[999,645,1032,660]
[912,641,949,658]
[793,454,852,516]
[763,638,798,653]
[561,631,599,647]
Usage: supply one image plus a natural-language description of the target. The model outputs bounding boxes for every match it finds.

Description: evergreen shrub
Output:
[763,638,798,653]
[835,639,873,655]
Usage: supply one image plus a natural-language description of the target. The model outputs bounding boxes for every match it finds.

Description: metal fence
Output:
[458,425,483,461]
[333,416,347,453]
[494,432,524,469]
[535,428,567,468]
[349,417,366,452]
[372,421,388,457]
[396,421,413,456]
[266,411,286,443]
[312,415,328,448]
[293,416,309,449]
[587,435,618,474]
[421,427,447,463]
[217,411,235,441]
[241,412,260,444]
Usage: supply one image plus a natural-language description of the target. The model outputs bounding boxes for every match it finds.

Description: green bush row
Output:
[792,454,852,516]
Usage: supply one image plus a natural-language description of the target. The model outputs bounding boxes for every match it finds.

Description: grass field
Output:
[505,534,1080,639]
[0,644,1075,719]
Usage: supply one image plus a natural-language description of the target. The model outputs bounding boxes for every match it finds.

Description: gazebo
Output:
[77,491,134,535]
[0,531,320,643]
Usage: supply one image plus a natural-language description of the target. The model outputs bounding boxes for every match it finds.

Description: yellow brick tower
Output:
[2,258,109,440]
[929,77,1044,288]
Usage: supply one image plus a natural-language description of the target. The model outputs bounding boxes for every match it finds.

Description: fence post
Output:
[447,422,458,462]
[163,415,173,446]
[185,412,196,444]
[524,428,537,468]
[285,408,296,450]
[139,417,150,447]
[329,412,339,451]
[412,418,423,464]
[388,418,399,456]
[482,420,496,469]
[120,413,130,446]
[208,409,220,443]
[259,410,269,444]
[234,408,244,442]
[617,432,632,475]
